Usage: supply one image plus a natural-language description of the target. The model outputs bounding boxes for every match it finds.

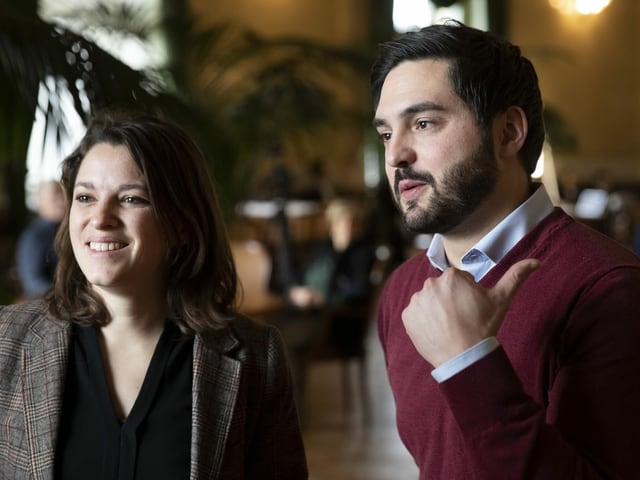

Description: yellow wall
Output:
[189,0,369,47]
[188,0,640,189]
[509,0,640,185]
[188,0,373,195]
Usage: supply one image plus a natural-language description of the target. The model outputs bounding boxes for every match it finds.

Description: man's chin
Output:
[402,207,430,233]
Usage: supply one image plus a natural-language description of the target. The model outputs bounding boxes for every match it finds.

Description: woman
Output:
[0,110,308,479]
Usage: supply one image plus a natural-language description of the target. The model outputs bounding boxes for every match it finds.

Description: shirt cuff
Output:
[431,337,500,383]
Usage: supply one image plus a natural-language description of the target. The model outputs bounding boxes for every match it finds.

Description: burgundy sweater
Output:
[377,208,640,479]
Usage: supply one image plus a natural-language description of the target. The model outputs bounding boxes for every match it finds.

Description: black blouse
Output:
[55,322,193,480]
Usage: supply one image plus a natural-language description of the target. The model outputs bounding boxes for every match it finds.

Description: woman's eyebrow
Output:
[73,181,148,192]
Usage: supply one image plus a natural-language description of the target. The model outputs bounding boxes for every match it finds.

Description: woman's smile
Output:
[88,241,127,252]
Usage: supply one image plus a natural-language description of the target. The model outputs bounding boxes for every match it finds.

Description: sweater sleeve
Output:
[438,266,640,480]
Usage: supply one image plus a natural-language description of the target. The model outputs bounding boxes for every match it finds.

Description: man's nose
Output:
[386,133,417,168]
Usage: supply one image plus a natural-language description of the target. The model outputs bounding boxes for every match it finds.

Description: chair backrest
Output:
[309,242,392,360]
[230,240,283,317]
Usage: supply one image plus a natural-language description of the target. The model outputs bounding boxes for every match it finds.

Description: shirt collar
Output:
[426,184,554,281]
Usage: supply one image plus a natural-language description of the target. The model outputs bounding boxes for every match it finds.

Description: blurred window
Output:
[25,0,164,208]
[393,0,488,33]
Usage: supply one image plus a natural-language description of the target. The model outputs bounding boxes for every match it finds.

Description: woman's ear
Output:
[495,105,528,158]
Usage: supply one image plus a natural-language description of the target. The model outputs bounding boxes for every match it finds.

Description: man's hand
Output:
[402,259,540,367]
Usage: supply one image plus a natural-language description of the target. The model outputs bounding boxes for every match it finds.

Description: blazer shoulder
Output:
[230,313,276,339]
[0,300,66,342]
[197,313,281,356]
[228,314,283,357]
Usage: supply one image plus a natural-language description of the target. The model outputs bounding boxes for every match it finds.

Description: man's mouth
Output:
[399,179,425,193]
[398,180,428,200]
[394,169,435,201]
[89,242,126,252]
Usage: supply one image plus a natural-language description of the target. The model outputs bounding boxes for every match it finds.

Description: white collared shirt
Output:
[427,184,555,382]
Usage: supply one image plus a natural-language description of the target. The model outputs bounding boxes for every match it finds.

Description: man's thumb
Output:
[492,258,541,303]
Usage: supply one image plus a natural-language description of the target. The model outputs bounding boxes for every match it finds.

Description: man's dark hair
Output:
[370,21,545,175]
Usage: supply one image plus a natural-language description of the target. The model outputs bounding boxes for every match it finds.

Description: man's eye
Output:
[417,120,431,129]
[378,132,392,142]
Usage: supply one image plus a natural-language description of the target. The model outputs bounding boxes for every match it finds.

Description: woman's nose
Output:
[91,200,119,228]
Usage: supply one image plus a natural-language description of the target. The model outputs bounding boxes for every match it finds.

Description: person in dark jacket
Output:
[15,179,66,299]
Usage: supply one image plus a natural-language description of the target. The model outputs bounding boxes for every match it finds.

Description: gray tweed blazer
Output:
[0,301,307,479]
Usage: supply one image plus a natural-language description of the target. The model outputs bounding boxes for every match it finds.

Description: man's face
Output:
[373,59,498,234]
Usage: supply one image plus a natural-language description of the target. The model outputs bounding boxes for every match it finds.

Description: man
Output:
[372,21,640,479]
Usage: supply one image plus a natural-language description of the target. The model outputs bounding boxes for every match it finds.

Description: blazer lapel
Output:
[190,329,241,480]
[22,315,70,480]
[17,312,243,479]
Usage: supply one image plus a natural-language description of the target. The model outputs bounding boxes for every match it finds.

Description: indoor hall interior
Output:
[3,0,640,478]
[230,219,419,478]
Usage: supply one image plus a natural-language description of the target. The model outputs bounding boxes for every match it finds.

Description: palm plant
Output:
[1,2,227,227]
[190,24,372,151]
[0,0,374,231]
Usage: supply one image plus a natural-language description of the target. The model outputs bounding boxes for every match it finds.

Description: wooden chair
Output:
[231,237,389,424]
[298,302,374,422]
[230,240,282,317]
[294,248,390,423]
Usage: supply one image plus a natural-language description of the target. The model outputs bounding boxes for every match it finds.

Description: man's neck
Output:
[440,181,533,269]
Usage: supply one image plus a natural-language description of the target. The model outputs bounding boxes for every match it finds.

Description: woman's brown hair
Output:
[47,109,237,334]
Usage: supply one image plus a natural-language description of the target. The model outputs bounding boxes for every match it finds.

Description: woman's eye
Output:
[75,194,90,203]
[122,196,149,205]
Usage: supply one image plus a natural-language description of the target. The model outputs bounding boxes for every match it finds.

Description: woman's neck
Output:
[93,285,168,339]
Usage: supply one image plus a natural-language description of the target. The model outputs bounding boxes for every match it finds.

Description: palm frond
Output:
[44,2,159,41]
[0,9,240,220]
[190,23,372,168]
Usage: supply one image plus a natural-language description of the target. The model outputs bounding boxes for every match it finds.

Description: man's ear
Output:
[495,105,528,158]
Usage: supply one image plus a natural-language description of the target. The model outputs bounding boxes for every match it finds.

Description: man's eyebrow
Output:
[373,101,445,128]
[404,101,444,115]
[372,118,387,128]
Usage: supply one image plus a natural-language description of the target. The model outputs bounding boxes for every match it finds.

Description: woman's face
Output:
[69,143,168,297]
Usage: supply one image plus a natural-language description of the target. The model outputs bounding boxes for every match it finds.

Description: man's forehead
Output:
[375,60,458,120]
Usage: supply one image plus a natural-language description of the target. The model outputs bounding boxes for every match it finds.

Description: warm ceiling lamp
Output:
[549,0,611,15]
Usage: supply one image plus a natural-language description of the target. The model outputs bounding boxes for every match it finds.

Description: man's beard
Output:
[392,136,499,234]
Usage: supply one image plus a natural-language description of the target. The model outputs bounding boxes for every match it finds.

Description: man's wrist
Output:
[431,337,500,383]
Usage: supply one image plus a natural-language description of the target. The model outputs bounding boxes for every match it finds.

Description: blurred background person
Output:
[272,197,376,404]
[15,179,66,299]
[286,197,374,311]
